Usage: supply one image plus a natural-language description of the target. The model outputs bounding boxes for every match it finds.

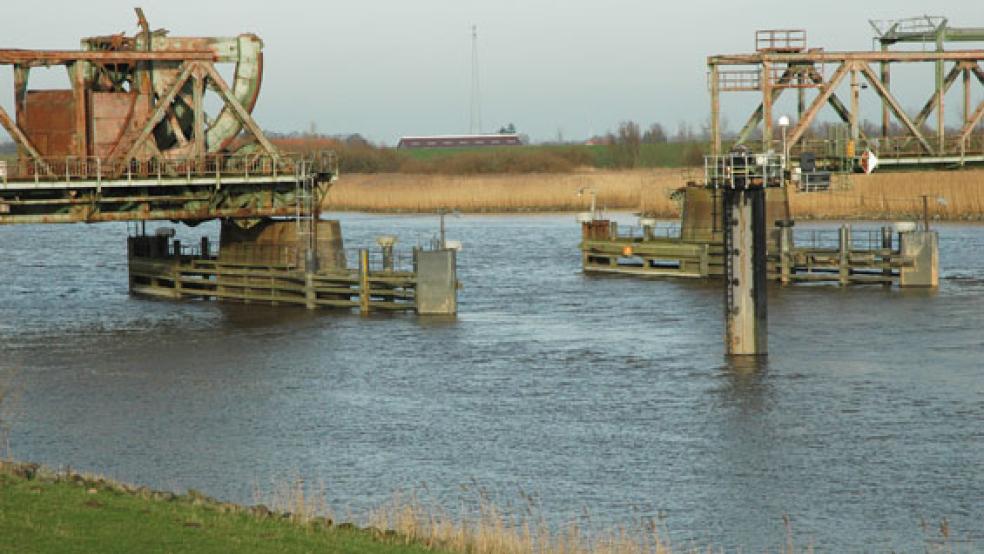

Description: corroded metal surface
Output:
[0,9,334,225]
[707,19,984,168]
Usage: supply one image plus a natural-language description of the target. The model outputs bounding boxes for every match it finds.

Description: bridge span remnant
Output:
[708,17,984,170]
[0,8,324,225]
[0,9,460,316]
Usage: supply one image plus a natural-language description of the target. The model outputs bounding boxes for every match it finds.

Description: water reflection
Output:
[717,355,773,417]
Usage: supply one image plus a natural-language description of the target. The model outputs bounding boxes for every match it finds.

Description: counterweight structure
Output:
[708,18,984,169]
[0,8,329,225]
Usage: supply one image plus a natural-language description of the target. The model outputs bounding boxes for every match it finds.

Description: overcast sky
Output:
[1,0,982,145]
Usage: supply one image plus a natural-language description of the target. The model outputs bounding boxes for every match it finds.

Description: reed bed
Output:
[323,169,984,221]
[265,479,682,554]
[323,169,692,214]
[789,169,984,221]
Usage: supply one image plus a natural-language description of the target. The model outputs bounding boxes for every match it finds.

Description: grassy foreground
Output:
[0,461,681,554]
[0,461,443,554]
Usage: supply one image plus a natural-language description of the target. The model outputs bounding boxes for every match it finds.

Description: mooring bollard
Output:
[376,235,398,271]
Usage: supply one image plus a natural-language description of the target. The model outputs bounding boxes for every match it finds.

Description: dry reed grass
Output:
[789,169,984,221]
[323,169,693,214]
[324,168,984,221]
[265,479,679,554]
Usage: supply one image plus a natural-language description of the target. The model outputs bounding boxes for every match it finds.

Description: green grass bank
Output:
[0,461,444,554]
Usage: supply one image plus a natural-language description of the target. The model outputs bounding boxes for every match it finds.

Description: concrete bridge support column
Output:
[415,249,458,316]
[899,231,939,287]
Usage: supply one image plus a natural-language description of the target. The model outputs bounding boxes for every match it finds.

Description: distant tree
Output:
[344,134,370,147]
[674,120,694,142]
[642,123,667,144]
[498,123,517,134]
[609,121,642,168]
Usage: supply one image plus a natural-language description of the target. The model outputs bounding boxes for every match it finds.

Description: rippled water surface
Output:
[1,213,983,551]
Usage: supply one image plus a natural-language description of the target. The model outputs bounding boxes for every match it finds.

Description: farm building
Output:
[397,134,524,149]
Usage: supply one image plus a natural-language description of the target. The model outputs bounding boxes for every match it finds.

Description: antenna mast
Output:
[470,24,482,134]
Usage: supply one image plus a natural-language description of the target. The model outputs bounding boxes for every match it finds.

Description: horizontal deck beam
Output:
[710,49,984,65]
[0,49,216,65]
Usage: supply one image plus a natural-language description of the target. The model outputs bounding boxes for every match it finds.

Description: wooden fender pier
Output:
[580,178,938,288]
[127,220,459,316]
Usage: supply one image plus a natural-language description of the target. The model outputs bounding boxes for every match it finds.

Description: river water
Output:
[1,213,982,551]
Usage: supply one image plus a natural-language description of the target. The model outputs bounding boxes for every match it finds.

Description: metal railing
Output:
[793,228,895,251]
[612,223,681,240]
[704,152,784,189]
[351,247,417,273]
[717,69,761,91]
[785,135,984,163]
[755,29,807,53]
[0,151,337,185]
[798,172,832,192]
[867,135,984,160]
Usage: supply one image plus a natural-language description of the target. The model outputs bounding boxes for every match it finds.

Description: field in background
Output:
[324,168,984,221]
[399,143,701,168]
[273,136,705,174]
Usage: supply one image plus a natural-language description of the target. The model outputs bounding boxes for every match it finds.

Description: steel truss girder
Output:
[709,47,984,160]
[0,180,299,225]
[856,62,935,155]
[786,63,852,147]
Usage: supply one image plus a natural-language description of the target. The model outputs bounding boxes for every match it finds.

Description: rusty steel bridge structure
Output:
[0,8,332,226]
[708,17,984,168]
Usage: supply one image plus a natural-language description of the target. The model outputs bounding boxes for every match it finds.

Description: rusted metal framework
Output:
[0,8,332,225]
[708,18,984,168]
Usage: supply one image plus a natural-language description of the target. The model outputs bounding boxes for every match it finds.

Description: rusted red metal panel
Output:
[22,90,76,157]
[90,92,135,158]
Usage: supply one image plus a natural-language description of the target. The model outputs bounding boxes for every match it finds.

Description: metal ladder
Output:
[294,160,316,268]
[723,188,736,319]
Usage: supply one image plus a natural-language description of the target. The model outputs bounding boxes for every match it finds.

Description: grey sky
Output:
[1,0,982,145]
